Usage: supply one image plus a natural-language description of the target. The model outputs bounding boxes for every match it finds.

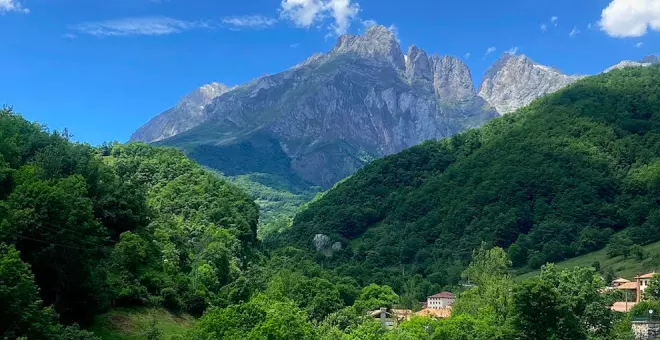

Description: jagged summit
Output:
[405,45,432,80]
[478,53,581,114]
[331,24,405,69]
[130,34,587,189]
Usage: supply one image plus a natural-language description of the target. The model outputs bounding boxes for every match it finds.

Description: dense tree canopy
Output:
[0,108,259,337]
[276,65,660,289]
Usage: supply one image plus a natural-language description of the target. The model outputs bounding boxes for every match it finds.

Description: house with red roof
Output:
[426,291,455,309]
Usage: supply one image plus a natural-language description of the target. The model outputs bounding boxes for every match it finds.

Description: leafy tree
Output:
[453,246,512,325]
[190,293,316,340]
[0,243,99,339]
[606,234,634,259]
[645,274,660,301]
[510,277,567,339]
[353,284,399,312]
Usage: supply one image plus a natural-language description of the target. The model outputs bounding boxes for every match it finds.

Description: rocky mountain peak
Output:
[130,82,232,143]
[331,24,405,69]
[478,53,581,114]
[430,55,476,103]
[177,82,231,110]
[641,55,660,64]
[405,45,432,81]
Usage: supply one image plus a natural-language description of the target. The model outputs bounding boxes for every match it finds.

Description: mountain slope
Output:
[277,65,660,288]
[144,25,496,188]
[131,83,233,143]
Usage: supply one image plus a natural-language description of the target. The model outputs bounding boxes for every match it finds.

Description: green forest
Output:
[276,65,660,291]
[2,65,660,339]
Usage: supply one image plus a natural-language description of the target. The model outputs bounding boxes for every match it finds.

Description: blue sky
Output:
[1,0,659,145]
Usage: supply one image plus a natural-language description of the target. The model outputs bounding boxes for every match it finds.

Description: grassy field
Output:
[88,307,194,340]
[515,240,660,282]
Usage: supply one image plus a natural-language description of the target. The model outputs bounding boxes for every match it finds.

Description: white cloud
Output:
[483,46,496,58]
[464,52,471,59]
[569,26,581,37]
[504,46,518,55]
[280,0,325,27]
[635,41,644,48]
[71,17,209,37]
[327,0,359,35]
[222,15,277,30]
[290,42,300,48]
[600,0,660,37]
[361,19,376,28]
[0,0,29,14]
[387,24,399,42]
[551,16,558,26]
[540,23,548,32]
[280,0,360,35]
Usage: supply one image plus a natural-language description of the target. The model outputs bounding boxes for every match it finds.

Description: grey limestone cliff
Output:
[135,27,571,188]
[478,54,582,115]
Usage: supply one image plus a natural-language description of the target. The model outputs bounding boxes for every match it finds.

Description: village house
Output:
[413,291,455,320]
[368,308,413,328]
[368,292,456,327]
[426,292,455,309]
[612,278,631,288]
[610,272,657,312]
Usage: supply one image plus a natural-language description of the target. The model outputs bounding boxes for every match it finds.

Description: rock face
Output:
[131,83,232,142]
[604,55,660,73]
[478,54,582,114]
[131,26,580,188]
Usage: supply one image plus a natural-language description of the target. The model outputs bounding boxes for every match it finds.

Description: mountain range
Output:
[130,25,586,189]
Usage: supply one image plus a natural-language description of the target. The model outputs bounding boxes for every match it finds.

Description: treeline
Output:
[186,245,634,339]
[274,65,660,290]
[0,108,259,338]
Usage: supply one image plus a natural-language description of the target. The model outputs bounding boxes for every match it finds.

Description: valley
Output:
[4,11,660,339]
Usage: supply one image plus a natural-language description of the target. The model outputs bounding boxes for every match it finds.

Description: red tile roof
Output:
[617,282,639,290]
[428,292,455,299]
[611,301,638,313]
[636,272,657,279]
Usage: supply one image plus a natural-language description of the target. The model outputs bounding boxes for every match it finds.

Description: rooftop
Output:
[428,292,455,299]
[617,282,639,290]
[636,272,657,279]
[612,278,631,283]
[611,301,638,313]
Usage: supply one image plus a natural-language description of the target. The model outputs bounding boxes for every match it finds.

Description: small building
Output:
[426,292,455,309]
[612,278,631,288]
[637,273,657,294]
[368,308,413,328]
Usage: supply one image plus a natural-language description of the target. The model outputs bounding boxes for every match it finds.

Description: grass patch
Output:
[515,240,660,281]
[88,307,194,340]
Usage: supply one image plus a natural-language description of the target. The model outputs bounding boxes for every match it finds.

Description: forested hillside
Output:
[0,108,258,338]
[278,65,660,290]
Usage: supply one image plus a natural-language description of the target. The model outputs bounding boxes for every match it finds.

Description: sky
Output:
[1,0,659,145]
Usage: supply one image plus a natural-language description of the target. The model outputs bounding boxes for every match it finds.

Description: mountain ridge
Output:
[130,26,583,190]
